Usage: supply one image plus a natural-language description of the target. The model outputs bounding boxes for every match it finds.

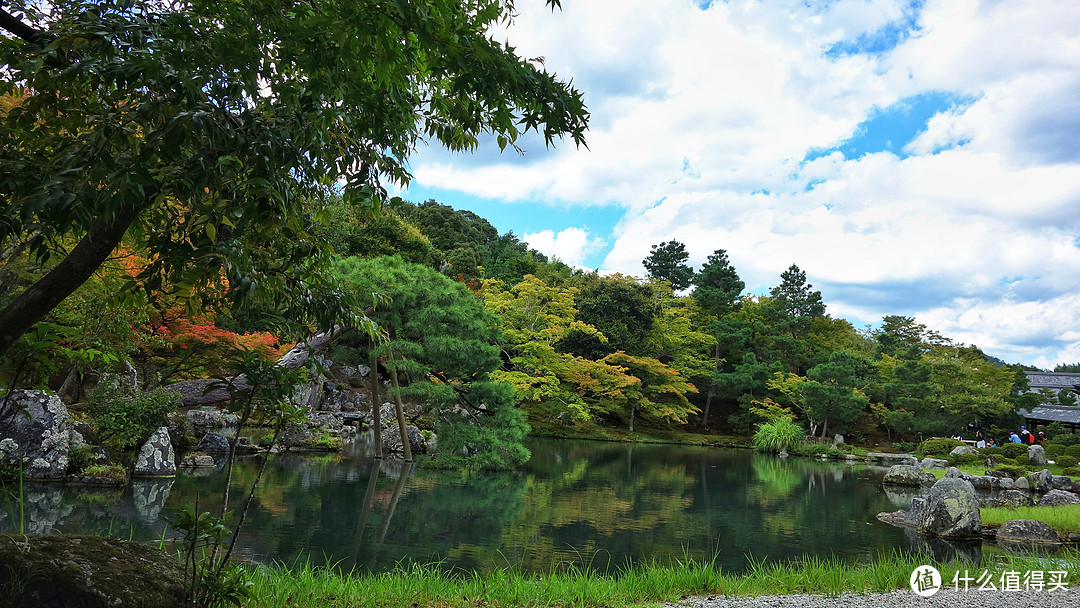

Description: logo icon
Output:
[910,565,942,597]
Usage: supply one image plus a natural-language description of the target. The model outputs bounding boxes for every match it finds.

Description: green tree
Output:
[558,274,658,359]
[766,265,826,374]
[0,0,588,359]
[927,345,1014,427]
[802,351,876,439]
[335,255,528,469]
[692,249,744,425]
[875,315,950,356]
[642,241,694,291]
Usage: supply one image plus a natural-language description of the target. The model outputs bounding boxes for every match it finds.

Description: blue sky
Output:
[401,0,1080,369]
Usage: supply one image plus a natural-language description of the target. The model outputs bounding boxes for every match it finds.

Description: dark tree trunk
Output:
[701,342,721,425]
[0,202,142,358]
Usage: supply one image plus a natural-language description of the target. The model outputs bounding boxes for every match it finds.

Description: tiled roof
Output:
[1018,404,1080,425]
[1025,372,1080,390]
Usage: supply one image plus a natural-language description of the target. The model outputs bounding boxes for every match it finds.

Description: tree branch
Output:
[0,6,45,43]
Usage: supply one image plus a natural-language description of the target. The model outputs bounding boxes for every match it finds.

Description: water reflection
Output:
[3,438,923,574]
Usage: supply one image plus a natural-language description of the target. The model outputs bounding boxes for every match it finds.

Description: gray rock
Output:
[921,472,937,484]
[382,423,427,454]
[920,477,981,539]
[883,464,923,486]
[196,431,231,454]
[905,497,927,525]
[919,457,949,469]
[944,466,1000,490]
[950,445,976,456]
[357,364,371,377]
[996,519,1062,543]
[1028,444,1048,466]
[1037,489,1080,506]
[132,478,174,522]
[133,426,176,477]
[186,407,238,427]
[1014,476,1030,491]
[0,390,70,479]
[833,434,844,445]
[179,454,215,467]
[1074,480,1080,494]
[1028,469,1053,493]
[998,477,1016,490]
[992,489,1033,508]
[1051,475,1073,490]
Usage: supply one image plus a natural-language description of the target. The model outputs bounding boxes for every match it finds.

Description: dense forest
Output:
[1,192,1062,461]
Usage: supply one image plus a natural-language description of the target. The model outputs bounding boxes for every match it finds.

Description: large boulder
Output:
[920,477,981,539]
[1028,469,1053,493]
[1038,489,1080,507]
[196,431,231,454]
[133,426,176,477]
[883,464,924,486]
[186,407,238,427]
[0,390,70,479]
[1028,444,1048,466]
[0,534,185,608]
[1051,475,1073,491]
[993,489,1034,508]
[919,457,949,469]
[382,423,427,455]
[996,519,1062,544]
[944,466,1001,491]
[950,445,977,456]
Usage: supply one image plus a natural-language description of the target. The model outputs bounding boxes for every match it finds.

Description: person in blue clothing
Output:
[1009,432,1022,443]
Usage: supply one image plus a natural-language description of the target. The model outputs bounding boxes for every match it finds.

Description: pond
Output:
[1,437,920,575]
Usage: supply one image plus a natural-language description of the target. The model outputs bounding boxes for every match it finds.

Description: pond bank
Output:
[243,551,1080,608]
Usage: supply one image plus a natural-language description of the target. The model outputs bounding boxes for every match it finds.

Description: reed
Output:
[242,550,1080,608]
[981,504,1080,534]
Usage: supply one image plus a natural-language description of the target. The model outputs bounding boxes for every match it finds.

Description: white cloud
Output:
[406,0,1080,366]
[522,227,605,268]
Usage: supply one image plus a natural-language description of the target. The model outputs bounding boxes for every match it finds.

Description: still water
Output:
[2,438,917,574]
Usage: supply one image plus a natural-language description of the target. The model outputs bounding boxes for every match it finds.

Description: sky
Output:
[400,0,1080,370]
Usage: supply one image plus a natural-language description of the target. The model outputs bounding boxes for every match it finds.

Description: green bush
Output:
[917,438,963,458]
[947,453,983,467]
[892,441,916,453]
[981,446,1002,456]
[82,463,127,481]
[1000,443,1029,459]
[994,464,1027,479]
[752,419,805,453]
[66,443,94,475]
[1062,467,1080,477]
[997,457,1018,466]
[1016,454,1031,466]
[87,381,179,452]
[1045,443,1065,459]
[1055,434,1080,447]
[1066,444,1080,458]
[1056,455,1079,468]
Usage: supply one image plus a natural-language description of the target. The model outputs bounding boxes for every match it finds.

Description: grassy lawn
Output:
[528,421,750,448]
[244,551,1080,607]
[981,504,1080,534]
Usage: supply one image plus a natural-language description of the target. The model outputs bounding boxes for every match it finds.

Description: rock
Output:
[999,477,1016,490]
[1028,444,1048,466]
[0,389,70,479]
[996,519,1062,544]
[1038,489,1080,506]
[1073,480,1080,495]
[833,433,844,445]
[382,423,427,454]
[186,407,238,427]
[132,478,174,522]
[919,457,949,469]
[358,364,371,377]
[944,467,1000,490]
[1051,475,1073,491]
[164,412,190,449]
[920,477,981,539]
[906,497,927,526]
[179,454,215,467]
[196,431,231,454]
[1014,476,1030,491]
[1028,469,1053,493]
[133,426,176,477]
[921,472,937,484]
[0,534,185,608]
[883,464,924,486]
[993,489,1033,508]
[950,445,977,456]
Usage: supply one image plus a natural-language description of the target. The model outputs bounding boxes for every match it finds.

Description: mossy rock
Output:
[0,534,184,607]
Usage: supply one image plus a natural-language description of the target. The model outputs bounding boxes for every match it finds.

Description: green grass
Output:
[243,551,1080,608]
[528,421,749,448]
[981,504,1080,534]
[924,463,1079,481]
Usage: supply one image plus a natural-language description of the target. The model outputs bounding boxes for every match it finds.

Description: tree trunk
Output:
[0,202,142,358]
[369,344,382,458]
[388,366,412,462]
[701,342,720,425]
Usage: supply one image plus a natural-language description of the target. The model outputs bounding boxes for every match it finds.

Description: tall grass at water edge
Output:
[243,550,1080,608]
[982,504,1080,534]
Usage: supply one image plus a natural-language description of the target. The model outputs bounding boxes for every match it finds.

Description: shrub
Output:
[917,438,963,458]
[66,443,94,475]
[1055,434,1080,447]
[994,465,1028,479]
[1066,444,1080,458]
[87,381,179,452]
[752,419,805,453]
[1056,455,1079,468]
[82,463,127,481]
[948,453,983,467]
[1000,443,1029,459]
[1062,467,1080,477]
[1016,454,1031,466]
[892,441,916,453]
[1045,443,1065,459]
[997,457,1018,466]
